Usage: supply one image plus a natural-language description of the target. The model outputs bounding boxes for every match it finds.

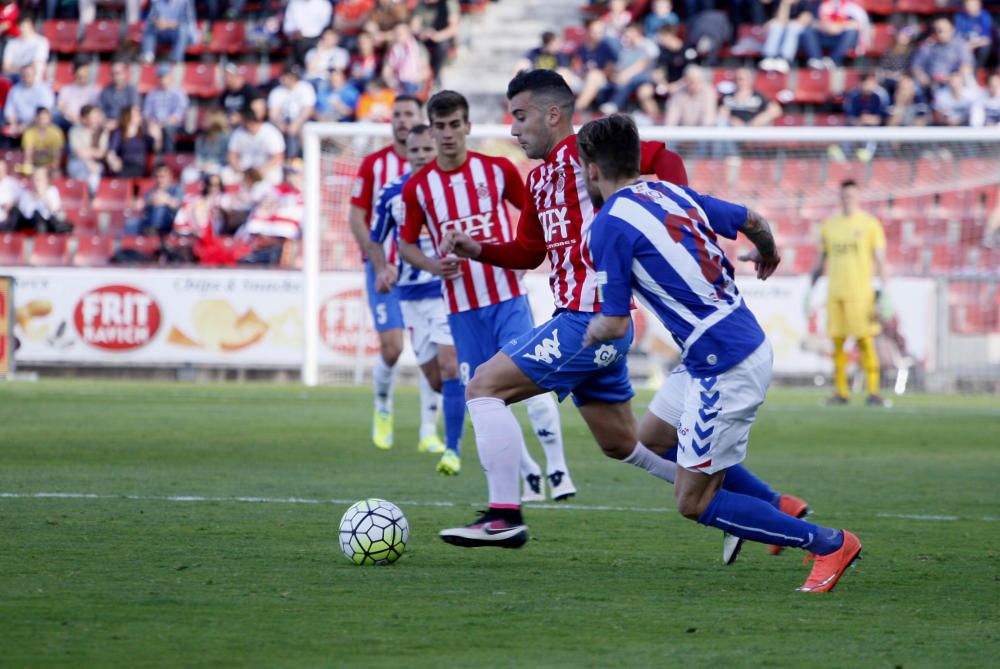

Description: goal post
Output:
[302,122,1000,390]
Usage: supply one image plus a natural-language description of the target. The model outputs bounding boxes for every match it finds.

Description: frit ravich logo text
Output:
[523,329,561,365]
[73,285,161,351]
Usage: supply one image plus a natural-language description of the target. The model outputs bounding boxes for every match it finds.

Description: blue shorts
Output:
[448,296,535,385]
[502,310,634,407]
[365,261,404,332]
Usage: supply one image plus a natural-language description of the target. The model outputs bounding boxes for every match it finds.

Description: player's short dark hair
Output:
[577,114,641,181]
[427,90,469,122]
[408,123,431,137]
[541,31,557,45]
[394,94,424,110]
[506,69,574,115]
[841,179,859,189]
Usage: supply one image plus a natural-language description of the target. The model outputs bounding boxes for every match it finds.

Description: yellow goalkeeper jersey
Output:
[818,211,886,300]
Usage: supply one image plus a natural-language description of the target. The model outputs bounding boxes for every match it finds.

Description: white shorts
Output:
[647,341,773,475]
[401,297,453,365]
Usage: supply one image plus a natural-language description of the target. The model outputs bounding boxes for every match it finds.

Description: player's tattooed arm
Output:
[738,209,781,281]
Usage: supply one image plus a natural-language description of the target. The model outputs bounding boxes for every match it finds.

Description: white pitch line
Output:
[0,492,997,522]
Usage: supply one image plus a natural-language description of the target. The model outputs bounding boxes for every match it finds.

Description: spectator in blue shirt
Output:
[573,17,619,112]
[315,68,360,121]
[845,71,890,125]
[3,63,54,138]
[141,0,196,64]
[955,0,994,67]
[911,18,974,90]
[126,163,183,235]
[643,0,679,37]
[142,64,190,153]
[98,60,142,131]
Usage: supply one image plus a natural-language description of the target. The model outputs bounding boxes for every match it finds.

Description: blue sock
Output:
[442,379,465,456]
[697,489,844,554]
[662,448,779,507]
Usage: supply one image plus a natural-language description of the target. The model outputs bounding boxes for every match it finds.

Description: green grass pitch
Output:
[2,380,999,668]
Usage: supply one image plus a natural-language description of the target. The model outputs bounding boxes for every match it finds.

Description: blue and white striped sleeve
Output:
[680,186,748,240]
[589,210,634,318]
[370,183,396,244]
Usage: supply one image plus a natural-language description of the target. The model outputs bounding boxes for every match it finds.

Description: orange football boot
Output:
[797,530,862,593]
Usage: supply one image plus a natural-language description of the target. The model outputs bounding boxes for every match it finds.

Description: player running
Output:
[348,95,445,454]
[580,114,862,592]
[367,125,467,474]
[438,70,809,563]
[398,90,571,493]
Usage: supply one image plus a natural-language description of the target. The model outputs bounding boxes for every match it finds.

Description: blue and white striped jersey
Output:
[590,180,765,376]
[371,173,442,301]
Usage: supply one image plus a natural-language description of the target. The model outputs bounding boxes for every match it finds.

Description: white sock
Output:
[372,356,397,414]
[523,393,567,475]
[623,442,677,484]
[467,397,523,507]
[418,374,442,440]
[520,441,542,478]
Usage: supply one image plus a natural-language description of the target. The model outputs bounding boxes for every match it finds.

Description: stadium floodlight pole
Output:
[302,124,322,387]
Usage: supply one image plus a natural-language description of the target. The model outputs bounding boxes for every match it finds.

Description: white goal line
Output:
[0,492,995,523]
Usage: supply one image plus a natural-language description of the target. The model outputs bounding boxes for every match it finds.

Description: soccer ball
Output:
[338,499,409,565]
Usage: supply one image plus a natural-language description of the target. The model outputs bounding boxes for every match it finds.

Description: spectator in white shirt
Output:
[13,166,70,233]
[934,70,984,126]
[0,159,22,229]
[304,28,351,88]
[2,14,50,79]
[283,0,333,62]
[227,105,286,186]
[4,64,55,138]
[55,61,101,131]
[266,65,316,158]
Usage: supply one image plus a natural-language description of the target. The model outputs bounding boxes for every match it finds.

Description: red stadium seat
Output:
[125,21,144,45]
[782,158,824,193]
[80,20,121,53]
[28,234,70,266]
[44,20,79,54]
[95,62,113,88]
[753,71,790,102]
[161,153,197,174]
[825,159,860,188]
[71,233,115,267]
[206,20,247,54]
[867,24,895,56]
[859,0,893,14]
[185,21,209,56]
[232,62,262,86]
[51,61,75,93]
[840,68,863,96]
[896,0,937,13]
[731,24,768,57]
[137,63,161,95]
[794,69,832,104]
[64,206,97,231]
[739,159,779,187]
[687,159,729,194]
[101,208,136,234]
[53,178,90,209]
[561,26,586,52]
[712,68,739,90]
[0,232,25,265]
[791,243,819,274]
[914,156,955,186]
[870,160,913,190]
[93,178,135,212]
[183,63,221,98]
[773,112,804,126]
[812,113,846,126]
[119,234,158,258]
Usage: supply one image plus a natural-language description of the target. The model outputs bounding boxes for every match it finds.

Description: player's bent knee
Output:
[674,491,706,521]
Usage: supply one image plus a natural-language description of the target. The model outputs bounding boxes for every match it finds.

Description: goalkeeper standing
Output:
[807,179,889,406]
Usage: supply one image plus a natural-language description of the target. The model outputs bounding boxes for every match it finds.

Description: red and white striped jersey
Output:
[400,152,526,314]
[519,135,689,312]
[350,144,409,260]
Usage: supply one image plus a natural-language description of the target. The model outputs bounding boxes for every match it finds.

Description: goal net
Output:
[303,123,1000,392]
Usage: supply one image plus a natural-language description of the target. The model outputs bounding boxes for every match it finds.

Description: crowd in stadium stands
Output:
[0,0,480,266]
[539,0,1000,132]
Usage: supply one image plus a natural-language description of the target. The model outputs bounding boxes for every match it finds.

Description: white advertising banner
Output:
[4,267,937,374]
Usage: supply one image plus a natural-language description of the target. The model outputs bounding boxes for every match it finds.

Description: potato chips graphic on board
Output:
[170,299,270,352]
